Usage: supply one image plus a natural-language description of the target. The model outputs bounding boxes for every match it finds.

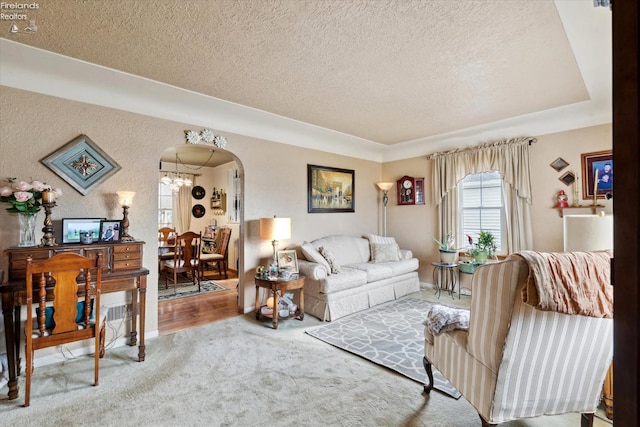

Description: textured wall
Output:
[0,86,381,333]
[381,124,613,284]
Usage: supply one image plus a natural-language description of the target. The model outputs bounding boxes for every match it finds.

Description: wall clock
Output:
[397,176,416,205]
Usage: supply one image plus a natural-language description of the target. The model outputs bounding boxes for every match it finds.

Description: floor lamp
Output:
[376,182,394,236]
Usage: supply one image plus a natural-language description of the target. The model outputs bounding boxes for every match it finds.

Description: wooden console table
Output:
[1,241,149,400]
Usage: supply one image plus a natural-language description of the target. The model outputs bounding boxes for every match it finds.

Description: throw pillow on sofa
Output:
[301,241,331,274]
[371,243,401,263]
[366,234,403,260]
[365,234,397,245]
[319,246,341,273]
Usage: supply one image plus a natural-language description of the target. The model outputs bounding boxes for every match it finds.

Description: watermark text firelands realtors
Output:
[1,3,39,20]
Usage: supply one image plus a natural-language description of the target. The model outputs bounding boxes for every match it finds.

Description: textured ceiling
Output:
[1,0,593,149]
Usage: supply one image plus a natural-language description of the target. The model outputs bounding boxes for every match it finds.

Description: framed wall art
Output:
[550,157,570,172]
[99,220,122,242]
[581,150,613,199]
[559,171,575,186]
[41,134,121,196]
[307,164,355,213]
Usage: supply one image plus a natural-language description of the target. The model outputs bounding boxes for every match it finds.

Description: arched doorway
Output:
[157,144,244,333]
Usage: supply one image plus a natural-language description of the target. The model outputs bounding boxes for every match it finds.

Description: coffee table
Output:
[254,275,305,329]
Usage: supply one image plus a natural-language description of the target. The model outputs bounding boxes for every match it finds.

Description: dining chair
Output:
[162,231,202,293]
[158,227,176,273]
[200,227,232,279]
[24,252,106,407]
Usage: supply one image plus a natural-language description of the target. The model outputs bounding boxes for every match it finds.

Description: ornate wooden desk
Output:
[1,241,149,400]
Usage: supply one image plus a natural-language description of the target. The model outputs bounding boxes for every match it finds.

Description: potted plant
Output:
[466,231,497,264]
[433,233,459,263]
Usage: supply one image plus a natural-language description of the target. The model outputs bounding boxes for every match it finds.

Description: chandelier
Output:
[160,153,195,193]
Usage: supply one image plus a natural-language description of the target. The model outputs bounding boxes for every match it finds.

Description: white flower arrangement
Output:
[213,135,227,148]
[185,130,201,144]
[200,129,214,143]
[185,129,227,148]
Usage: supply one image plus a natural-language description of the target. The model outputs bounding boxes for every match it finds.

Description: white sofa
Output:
[297,234,420,321]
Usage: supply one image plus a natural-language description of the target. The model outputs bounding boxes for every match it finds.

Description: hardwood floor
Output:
[158,270,242,336]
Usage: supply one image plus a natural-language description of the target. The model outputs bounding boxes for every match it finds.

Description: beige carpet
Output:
[0,288,610,426]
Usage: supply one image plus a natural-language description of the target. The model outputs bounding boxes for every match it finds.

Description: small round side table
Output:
[431,261,458,299]
[254,275,305,329]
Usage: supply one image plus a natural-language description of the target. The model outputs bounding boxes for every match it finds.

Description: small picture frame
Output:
[550,157,570,172]
[276,249,299,274]
[559,171,575,186]
[99,220,122,242]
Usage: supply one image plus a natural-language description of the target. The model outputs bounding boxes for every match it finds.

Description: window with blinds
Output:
[459,171,504,253]
[158,182,173,228]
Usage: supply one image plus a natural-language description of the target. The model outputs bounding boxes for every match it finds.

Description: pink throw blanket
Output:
[515,251,613,318]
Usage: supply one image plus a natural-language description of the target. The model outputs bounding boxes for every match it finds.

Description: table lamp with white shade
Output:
[259,216,291,272]
[563,213,613,251]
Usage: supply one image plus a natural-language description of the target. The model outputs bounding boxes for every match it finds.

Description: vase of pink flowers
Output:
[0,178,62,247]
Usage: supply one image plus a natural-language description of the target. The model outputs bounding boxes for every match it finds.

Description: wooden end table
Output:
[254,275,305,329]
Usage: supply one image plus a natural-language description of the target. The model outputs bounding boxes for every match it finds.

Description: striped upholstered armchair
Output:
[423,255,613,426]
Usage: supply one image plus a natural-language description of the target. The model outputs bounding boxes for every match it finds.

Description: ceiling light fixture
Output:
[160,153,195,193]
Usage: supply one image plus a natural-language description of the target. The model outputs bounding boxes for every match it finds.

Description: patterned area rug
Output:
[305,295,462,398]
[158,278,228,301]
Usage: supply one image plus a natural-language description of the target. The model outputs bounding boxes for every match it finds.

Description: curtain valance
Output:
[429,137,535,206]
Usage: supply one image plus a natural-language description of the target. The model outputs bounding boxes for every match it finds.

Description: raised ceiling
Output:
[0,0,611,160]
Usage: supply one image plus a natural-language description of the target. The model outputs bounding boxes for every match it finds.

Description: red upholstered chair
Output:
[24,252,105,407]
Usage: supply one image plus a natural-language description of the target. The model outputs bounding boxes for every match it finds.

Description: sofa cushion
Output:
[301,241,331,274]
[346,262,394,282]
[311,235,370,265]
[318,246,341,274]
[318,267,368,293]
[387,258,420,276]
[370,243,400,263]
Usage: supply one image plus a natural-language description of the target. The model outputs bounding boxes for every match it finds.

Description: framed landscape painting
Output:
[581,150,613,199]
[307,164,355,213]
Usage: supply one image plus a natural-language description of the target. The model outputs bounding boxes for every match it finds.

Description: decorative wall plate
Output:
[192,204,205,218]
[191,186,205,199]
[41,135,121,196]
